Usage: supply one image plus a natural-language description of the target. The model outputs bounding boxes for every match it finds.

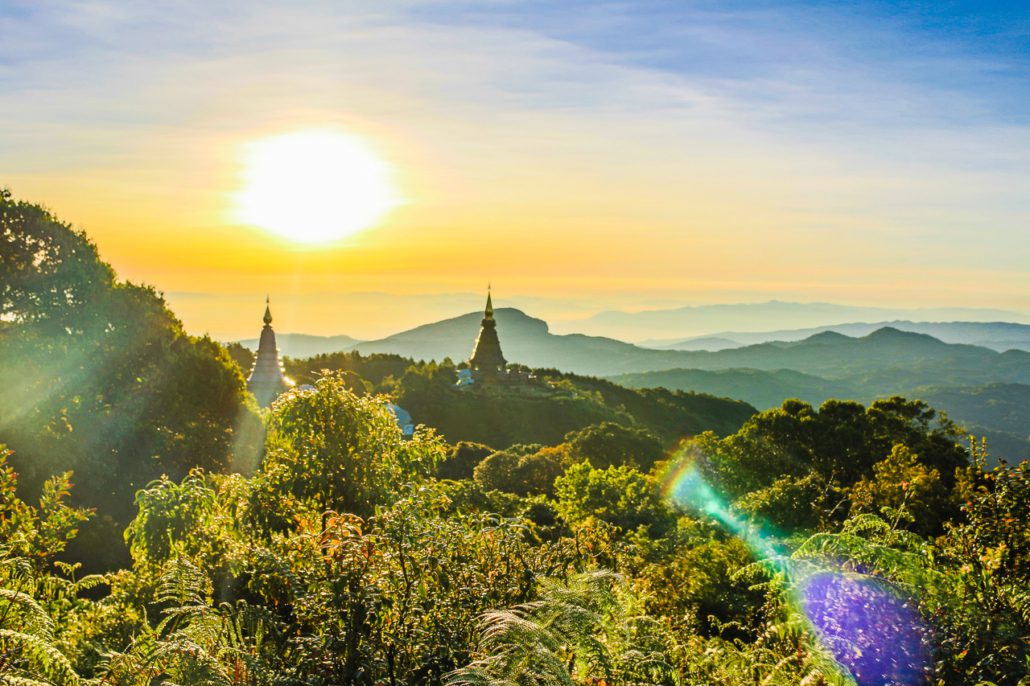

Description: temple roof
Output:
[247,297,295,407]
[469,288,506,375]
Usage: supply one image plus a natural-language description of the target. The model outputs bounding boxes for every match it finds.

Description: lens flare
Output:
[801,572,930,686]
[662,452,931,686]
[662,459,785,565]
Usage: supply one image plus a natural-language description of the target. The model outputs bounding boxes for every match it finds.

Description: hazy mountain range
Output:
[566,300,1028,341]
[235,307,1030,461]
[238,333,360,358]
[350,308,682,376]
[643,321,1030,352]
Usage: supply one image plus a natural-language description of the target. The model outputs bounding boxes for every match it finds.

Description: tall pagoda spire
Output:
[247,297,295,407]
[469,286,506,378]
[484,284,494,318]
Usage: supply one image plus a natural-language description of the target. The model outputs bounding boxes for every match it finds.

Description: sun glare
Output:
[233,129,400,244]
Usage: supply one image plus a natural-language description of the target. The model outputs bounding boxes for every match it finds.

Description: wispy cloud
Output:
[2,0,1028,333]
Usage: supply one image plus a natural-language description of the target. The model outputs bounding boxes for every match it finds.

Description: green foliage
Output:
[472,451,520,494]
[366,358,756,451]
[0,446,102,685]
[0,190,260,570]
[438,441,495,481]
[791,510,1030,685]
[0,403,1028,685]
[0,188,113,327]
[473,447,567,497]
[124,470,221,567]
[850,444,955,535]
[563,421,665,470]
[0,449,91,566]
[554,463,673,535]
[447,570,678,686]
[261,373,445,517]
[223,341,256,375]
[699,397,968,505]
[949,458,1030,583]
[736,471,841,534]
[285,350,413,388]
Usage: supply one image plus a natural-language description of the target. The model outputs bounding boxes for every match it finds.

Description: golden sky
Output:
[4,2,1030,340]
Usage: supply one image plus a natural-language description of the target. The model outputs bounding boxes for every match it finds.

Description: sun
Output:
[232,129,400,244]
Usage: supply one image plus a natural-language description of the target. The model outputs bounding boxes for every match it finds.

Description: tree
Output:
[849,444,955,535]
[699,397,969,501]
[438,441,494,481]
[0,189,261,570]
[737,471,842,533]
[554,463,672,535]
[0,188,113,328]
[472,447,567,496]
[224,341,256,374]
[472,451,520,493]
[0,446,101,684]
[563,421,665,470]
[261,372,445,517]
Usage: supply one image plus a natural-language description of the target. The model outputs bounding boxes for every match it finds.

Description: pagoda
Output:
[469,288,507,379]
[247,297,295,407]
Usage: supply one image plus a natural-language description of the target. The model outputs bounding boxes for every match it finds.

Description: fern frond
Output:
[0,628,79,685]
[0,588,54,637]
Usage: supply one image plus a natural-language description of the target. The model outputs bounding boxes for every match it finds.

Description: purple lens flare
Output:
[800,572,931,686]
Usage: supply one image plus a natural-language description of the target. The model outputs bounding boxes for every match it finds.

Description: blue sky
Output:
[1,1,1029,338]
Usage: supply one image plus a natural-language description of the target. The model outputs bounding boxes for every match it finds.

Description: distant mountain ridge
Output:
[353,307,693,376]
[644,320,1030,352]
[570,300,1028,341]
[238,333,361,358]
[351,308,1030,385]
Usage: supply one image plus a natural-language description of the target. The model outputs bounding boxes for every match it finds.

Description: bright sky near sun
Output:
[2,1,1030,339]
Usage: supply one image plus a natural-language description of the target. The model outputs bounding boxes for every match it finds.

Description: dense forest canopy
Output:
[1,191,1028,685]
[0,190,262,568]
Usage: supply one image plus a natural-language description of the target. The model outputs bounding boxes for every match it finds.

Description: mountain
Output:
[571,300,1027,341]
[647,321,1030,352]
[353,308,694,376]
[609,368,853,410]
[648,336,742,351]
[312,310,1030,460]
[238,333,360,358]
[634,328,1030,389]
[608,346,1030,462]
[352,309,1030,385]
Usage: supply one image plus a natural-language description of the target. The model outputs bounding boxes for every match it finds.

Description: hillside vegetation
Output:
[349,307,1030,460]
[2,191,1027,686]
[611,334,1030,462]
[0,190,262,568]
[283,352,755,449]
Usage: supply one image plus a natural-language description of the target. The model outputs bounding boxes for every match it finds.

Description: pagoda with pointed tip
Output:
[247,297,295,407]
[469,287,507,379]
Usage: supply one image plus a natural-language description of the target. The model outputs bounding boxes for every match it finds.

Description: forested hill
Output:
[284,351,756,449]
[610,331,1030,462]
[637,327,1030,387]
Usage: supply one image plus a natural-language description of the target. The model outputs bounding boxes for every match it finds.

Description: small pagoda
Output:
[247,297,295,407]
[469,288,507,380]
